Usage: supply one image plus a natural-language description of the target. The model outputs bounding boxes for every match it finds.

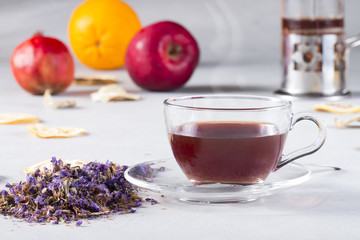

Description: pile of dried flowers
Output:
[0,157,153,225]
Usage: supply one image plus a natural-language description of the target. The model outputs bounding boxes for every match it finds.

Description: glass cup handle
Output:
[276,112,327,170]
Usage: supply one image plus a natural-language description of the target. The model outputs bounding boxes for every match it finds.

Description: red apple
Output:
[125,21,200,91]
[11,33,74,95]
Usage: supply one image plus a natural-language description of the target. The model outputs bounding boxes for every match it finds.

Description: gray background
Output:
[1,0,360,94]
[1,0,359,67]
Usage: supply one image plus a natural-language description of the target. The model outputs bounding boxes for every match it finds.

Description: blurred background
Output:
[1,0,360,92]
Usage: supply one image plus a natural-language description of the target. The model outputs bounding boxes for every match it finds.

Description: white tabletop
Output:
[1,0,360,239]
[1,61,360,240]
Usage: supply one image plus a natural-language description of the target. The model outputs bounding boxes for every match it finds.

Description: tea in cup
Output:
[164,95,326,184]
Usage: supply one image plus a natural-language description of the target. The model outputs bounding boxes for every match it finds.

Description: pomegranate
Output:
[10,33,74,95]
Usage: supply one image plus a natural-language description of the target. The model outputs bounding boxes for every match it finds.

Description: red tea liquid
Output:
[282,17,344,34]
[170,121,287,184]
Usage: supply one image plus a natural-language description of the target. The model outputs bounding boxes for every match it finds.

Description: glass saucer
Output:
[124,158,311,203]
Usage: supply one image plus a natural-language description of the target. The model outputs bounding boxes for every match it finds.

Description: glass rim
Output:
[163,94,292,111]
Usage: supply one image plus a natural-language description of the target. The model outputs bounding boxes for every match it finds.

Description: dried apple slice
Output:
[0,113,39,124]
[335,116,360,128]
[28,123,86,138]
[74,74,117,85]
[313,103,360,114]
[43,89,76,109]
[90,84,141,103]
[24,158,88,174]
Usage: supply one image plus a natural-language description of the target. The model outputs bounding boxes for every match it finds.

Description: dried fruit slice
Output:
[28,123,86,138]
[74,75,117,85]
[90,84,141,102]
[313,103,360,114]
[44,89,76,109]
[43,89,76,109]
[24,158,88,174]
[0,113,39,124]
[335,116,360,128]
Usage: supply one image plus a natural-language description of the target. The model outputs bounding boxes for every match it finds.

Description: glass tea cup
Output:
[164,95,326,185]
[277,0,360,97]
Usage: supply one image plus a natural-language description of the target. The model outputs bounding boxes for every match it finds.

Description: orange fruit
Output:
[68,0,141,70]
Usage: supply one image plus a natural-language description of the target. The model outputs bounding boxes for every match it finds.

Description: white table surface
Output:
[1,1,360,239]
[1,61,360,240]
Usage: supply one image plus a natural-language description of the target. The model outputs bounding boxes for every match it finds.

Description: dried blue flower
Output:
[59,169,71,179]
[14,196,25,204]
[54,210,62,215]
[0,157,154,225]
[145,198,158,205]
[0,190,8,197]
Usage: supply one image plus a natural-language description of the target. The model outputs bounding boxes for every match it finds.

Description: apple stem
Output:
[33,31,44,37]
